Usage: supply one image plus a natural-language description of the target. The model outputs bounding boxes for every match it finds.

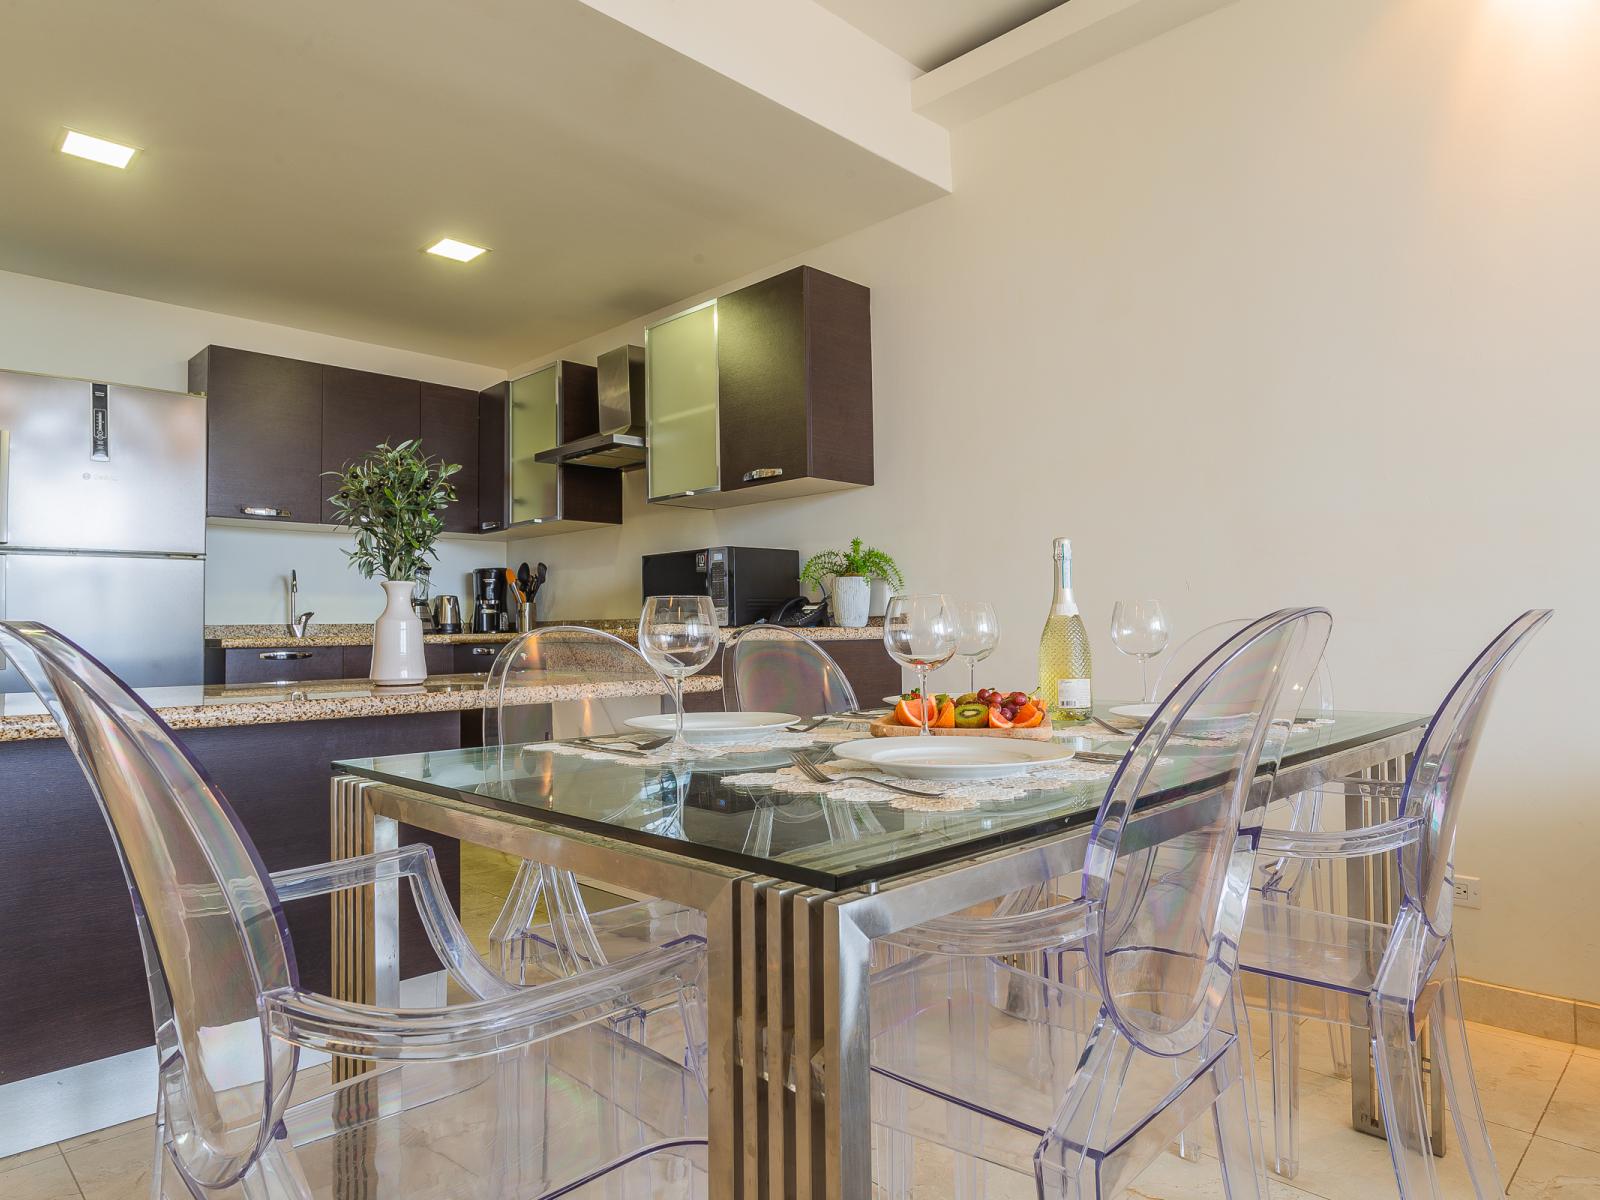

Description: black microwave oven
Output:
[641,546,799,627]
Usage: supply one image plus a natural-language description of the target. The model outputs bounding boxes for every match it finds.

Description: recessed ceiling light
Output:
[60,129,138,169]
[425,237,488,263]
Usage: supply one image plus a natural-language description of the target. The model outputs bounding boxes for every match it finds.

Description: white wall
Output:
[513,0,1600,1002]
[0,269,506,622]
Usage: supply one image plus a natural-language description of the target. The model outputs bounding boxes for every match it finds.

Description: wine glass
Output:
[953,600,1000,694]
[1110,599,1170,702]
[883,594,958,735]
[638,594,720,755]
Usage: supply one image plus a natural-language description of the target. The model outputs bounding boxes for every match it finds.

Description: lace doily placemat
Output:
[534,727,1117,813]
[718,758,1117,813]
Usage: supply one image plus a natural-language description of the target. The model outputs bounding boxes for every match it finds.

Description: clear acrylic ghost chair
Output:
[484,626,704,988]
[0,620,707,1199]
[1156,618,1350,1173]
[868,607,1332,1200]
[1238,609,1551,1198]
[721,624,860,716]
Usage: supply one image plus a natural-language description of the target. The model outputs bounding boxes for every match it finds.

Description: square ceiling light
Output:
[60,129,138,168]
[425,237,488,263]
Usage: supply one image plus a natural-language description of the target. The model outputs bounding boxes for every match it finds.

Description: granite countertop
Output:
[205,619,886,649]
[0,672,724,744]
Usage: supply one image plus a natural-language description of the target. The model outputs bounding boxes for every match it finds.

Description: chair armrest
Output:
[1257,814,1424,860]
[270,844,513,1001]
[263,939,705,1063]
[879,896,1094,957]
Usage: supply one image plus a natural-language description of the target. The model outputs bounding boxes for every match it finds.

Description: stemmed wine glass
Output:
[953,600,1000,694]
[638,594,720,756]
[1110,599,1170,703]
[883,594,958,735]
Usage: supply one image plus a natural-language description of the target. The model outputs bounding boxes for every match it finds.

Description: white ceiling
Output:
[815,0,1066,70]
[0,0,945,367]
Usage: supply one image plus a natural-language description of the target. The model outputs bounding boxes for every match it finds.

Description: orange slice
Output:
[895,697,938,727]
[1012,706,1044,729]
[933,699,955,728]
[987,707,1014,730]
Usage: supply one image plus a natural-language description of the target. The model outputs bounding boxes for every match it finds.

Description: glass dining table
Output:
[329,708,1426,1200]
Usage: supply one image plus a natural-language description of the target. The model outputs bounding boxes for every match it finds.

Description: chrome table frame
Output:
[330,721,1422,1199]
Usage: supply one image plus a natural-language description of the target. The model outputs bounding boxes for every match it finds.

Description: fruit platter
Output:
[871,688,1054,740]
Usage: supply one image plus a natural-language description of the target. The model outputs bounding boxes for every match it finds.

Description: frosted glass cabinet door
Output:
[509,366,560,524]
[646,300,719,501]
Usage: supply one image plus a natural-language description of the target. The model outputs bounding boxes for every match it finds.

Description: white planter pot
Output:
[372,579,428,685]
[831,575,872,628]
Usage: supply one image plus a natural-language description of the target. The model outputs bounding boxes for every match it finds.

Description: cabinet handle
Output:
[743,467,783,482]
[240,506,291,519]
[479,521,499,531]
[259,650,313,661]
[470,646,496,656]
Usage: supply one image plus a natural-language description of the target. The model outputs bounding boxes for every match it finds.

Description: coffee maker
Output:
[472,568,506,633]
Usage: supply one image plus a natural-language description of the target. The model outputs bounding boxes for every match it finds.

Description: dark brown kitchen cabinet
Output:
[647,266,872,509]
[321,368,421,522]
[419,382,480,534]
[218,645,349,684]
[189,346,324,523]
[455,642,505,673]
[476,382,508,533]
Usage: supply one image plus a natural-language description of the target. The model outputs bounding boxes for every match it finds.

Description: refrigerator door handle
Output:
[0,427,9,544]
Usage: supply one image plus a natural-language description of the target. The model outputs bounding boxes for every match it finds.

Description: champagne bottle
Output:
[1038,537,1093,721]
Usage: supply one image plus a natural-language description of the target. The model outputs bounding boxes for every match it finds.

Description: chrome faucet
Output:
[287,570,314,639]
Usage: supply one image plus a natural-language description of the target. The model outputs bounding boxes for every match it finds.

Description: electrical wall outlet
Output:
[1453,875,1482,909]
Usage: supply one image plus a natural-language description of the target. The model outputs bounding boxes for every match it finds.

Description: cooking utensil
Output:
[531,562,547,600]
[517,561,532,600]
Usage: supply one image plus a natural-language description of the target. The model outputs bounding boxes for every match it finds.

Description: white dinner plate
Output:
[831,737,1074,781]
[1108,702,1253,734]
[625,711,798,744]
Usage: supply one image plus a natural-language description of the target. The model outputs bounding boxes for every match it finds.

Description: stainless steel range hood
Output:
[534,344,647,470]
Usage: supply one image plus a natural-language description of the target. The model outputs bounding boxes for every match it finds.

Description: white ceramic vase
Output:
[830,575,872,628]
[372,579,428,685]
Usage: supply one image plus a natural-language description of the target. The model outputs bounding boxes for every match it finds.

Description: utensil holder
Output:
[515,600,535,633]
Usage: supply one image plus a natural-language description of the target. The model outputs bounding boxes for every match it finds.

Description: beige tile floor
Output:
[4,845,1596,1199]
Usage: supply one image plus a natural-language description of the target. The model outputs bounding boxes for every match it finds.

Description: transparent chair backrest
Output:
[1083,608,1332,1057]
[484,625,673,748]
[1155,618,1335,724]
[1156,618,1333,896]
[722,625,860,717]
[1400,609,1551,938]
[0,623,296,1190]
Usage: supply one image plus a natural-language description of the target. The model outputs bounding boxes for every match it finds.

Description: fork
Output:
[786,715,831,732]
[786,751,937,798]
[570,734,671,758]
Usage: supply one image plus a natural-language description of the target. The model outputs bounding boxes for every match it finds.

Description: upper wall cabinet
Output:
[475,382,509,534]
[321,367,420,523]
[190,346,324,523]
[191,344,492,534]
[646,266,872,509]
[419,382,481,534]
[506,362,621,536]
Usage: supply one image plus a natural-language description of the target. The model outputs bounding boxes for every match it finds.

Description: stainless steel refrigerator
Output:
[0,369,206,693]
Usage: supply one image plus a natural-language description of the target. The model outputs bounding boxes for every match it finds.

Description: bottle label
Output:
[1058,679,1092,709]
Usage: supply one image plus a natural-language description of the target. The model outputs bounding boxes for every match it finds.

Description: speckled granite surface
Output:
[0,672,722,743]
[205,619,885,649]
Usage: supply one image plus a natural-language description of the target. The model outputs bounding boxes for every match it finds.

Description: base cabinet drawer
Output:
[455,643,505,673]
[222,646,348,684]
[342,643,455,678]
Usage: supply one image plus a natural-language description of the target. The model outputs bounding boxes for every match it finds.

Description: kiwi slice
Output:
[954,692,981,706]
[954,703,989,729]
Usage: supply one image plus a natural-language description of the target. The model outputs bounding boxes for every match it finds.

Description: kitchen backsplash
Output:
[204,523,505,625]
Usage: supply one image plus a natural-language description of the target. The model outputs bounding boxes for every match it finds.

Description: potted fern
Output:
[326,441,460,685]
[800,538,905,628]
